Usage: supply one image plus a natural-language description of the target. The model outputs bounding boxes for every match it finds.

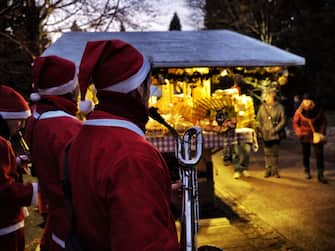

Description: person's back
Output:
[28,55,82,250]
[69,111,177,250]
[0,85,38,251]
[31,110,81,248]
[67,40,179,251]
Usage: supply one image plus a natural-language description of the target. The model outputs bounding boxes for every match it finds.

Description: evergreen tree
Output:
[169,12,182,31]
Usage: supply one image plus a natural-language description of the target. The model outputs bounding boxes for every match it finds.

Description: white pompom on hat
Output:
[78,39,150,114]
[31,55,78,101]
[0,85,31,119]
[30,92,41,102]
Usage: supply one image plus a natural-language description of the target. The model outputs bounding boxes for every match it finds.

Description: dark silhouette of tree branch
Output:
[0,32,35,59]
[0,0,155,95]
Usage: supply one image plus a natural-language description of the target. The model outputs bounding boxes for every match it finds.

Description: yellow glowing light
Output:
[220,69,228,76]
[240,95,250,104]
[265,66,283,73]
[203,79,211,98]
[195,67,209,74]
[222,88,239,95]
[149,96,157,105]
[278,76,287,86]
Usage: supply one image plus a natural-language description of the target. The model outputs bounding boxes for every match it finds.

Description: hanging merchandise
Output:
[147,67,260,136]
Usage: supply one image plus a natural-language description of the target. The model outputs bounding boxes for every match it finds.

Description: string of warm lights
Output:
[151,66,289,87]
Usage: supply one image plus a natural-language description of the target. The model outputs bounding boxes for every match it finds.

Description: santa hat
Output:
[78,40,151,114]
[0,85,31,119]
[30,55,77,101]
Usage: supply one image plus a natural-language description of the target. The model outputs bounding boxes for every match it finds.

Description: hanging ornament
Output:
[278,75,288,85]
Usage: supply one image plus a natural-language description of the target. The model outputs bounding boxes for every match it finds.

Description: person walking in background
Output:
[232,141,252,179]
[256,89,286,178]
[26,55,82,251]
[221,116,252,180]
[0,85,38,251]
[66,40,179,251]
[292,93,327,183]
[217,75,253,179]
[220,116,236,166]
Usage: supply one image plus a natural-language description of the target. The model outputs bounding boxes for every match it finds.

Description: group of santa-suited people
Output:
[0,39,329,251]
[0,40,180,251]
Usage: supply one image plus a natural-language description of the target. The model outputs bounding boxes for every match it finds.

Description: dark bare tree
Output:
[0,0,154,95]
[187,0,293,44]
[186,0,335,108]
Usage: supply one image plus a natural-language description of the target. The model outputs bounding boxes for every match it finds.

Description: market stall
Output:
[43,30,305,209]
[43,29,305,146]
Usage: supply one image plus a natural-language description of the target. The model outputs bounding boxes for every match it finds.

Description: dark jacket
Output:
[256,102,286,142]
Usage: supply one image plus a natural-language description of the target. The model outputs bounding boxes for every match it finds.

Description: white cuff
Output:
[23,207,30,217]
[16,155,29,166]
[31,182,38,206]
[16,157,22,166]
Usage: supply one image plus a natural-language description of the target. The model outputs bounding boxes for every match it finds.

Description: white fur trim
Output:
[31,182,38,207]
[30,92,41,101]
[37,74,78,96]
[0,220,24,236]
[52,233,65,248]
[0,110,31,119]
[16,155,29,165]
[33,110,40,119]
[16,156,22,166]
[79,100,94,114]
[84,119,145,137]
[102,57,150,93]
[39,110,77,120]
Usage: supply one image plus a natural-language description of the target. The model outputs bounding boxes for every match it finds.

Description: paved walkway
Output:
[195,133,335,251]
[25,128,335,251]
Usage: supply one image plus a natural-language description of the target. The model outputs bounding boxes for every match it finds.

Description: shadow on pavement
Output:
[200,195,248,223]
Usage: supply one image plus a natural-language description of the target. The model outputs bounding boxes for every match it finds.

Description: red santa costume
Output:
[24,103,49,230]
[0,85,38,251]
[66,40,179,251]
[27,56,82,251]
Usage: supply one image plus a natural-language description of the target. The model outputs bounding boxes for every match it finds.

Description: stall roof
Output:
[43,30,305,68]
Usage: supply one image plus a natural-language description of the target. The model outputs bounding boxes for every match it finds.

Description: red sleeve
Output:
[292,111,302,138]
[107,152,179,251]
[23,115,35,147]
[0,138,33,207]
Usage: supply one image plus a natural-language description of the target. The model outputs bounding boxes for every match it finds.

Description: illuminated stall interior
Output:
[42,30,304,220]
[41,30,304,130]
[145,65,288,136]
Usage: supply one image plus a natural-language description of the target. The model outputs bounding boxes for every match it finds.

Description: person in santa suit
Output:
[66,40,180,251]
[0,85,38,251]
[26,55,82,251]
[24,104,49,230]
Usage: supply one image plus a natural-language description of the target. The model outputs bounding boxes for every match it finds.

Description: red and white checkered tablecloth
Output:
[146,128,258,153]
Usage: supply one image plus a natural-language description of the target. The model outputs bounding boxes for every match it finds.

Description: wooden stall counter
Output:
[146,128,258,216]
